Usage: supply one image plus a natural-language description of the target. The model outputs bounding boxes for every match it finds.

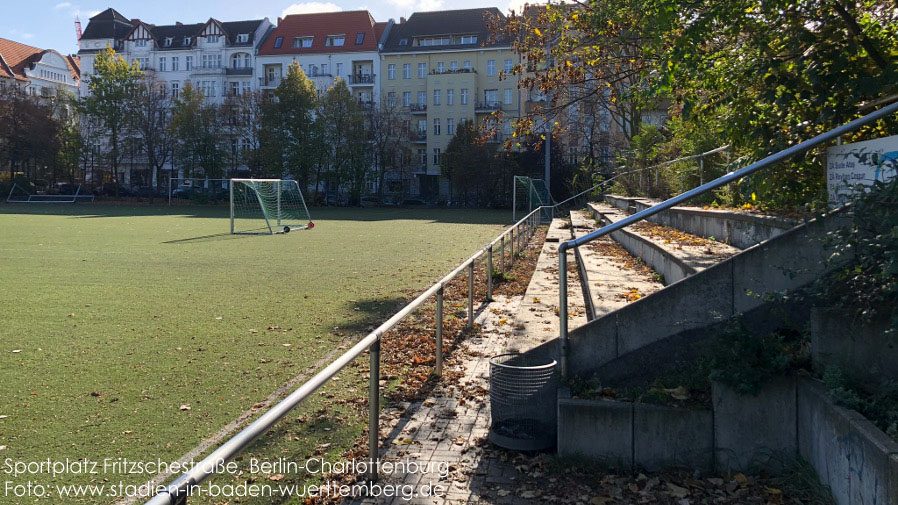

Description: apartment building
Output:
[380,8,520,200]
[78,8,273,103]
[0,37,80,97]
[256,11,387,106]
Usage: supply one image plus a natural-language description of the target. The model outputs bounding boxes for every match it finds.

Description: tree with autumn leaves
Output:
[493,0,898,209]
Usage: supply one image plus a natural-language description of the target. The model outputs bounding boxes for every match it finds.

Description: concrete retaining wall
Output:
[558,377,898,504]
[810,307,898,384]
[568,209,849,381]
[604,195,797,249]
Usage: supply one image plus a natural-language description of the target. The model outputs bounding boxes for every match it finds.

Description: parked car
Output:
[99,183,133,197]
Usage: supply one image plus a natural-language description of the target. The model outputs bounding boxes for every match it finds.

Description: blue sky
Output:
[2,0,536,55]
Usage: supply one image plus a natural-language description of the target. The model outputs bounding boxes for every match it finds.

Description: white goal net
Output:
[6,183,95,203]
[230,179,313,235]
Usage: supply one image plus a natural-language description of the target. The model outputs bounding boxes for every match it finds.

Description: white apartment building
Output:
[0,37,80,98]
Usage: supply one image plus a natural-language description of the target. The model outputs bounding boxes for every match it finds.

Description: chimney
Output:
[400,17,406,23]
[176,21,183,26]
[278,17,283,25]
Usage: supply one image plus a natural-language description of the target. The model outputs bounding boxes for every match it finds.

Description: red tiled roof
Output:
[259,11,380,55]
[0,37,80,82]
[0,37,43,81]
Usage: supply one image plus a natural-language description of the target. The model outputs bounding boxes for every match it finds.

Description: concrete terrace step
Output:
[569,209,664,320]
[588,202,741,285]
[504,218,588,361]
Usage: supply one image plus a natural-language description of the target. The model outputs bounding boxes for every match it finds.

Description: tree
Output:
[169,82,225,179]
[367,97,412,201]
[132,76,173,200]
[0,84,60,183]
[83,46,142,193]
[222,90,265,175]
[316,79,368,204]
[441,120,516,207]
[274,61,319,190]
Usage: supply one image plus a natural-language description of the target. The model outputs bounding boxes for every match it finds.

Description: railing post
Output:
[500,235,505,272]
[435,287,443,376]
[467,263,474,328]
[368,338,381,481]
[559,245,568,379]
[510,228,515,266]
[487,246,494,301]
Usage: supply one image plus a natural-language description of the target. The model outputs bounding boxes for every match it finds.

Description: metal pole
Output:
[487,246,493,301]
[229,181,234,234]
[368,339,381,481]
[512,176,517,222]
[558,245,568,379]
[699,156,704,186]
[168,176,172,206]
[510,228,515,266]
[500,236,505,272]
[467,263,474,328]
[435,287,443,376]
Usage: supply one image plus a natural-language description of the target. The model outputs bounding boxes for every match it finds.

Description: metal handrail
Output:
[556,100,898,378]
[144,207,544,504]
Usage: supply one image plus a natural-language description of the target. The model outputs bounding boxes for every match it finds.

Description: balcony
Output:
[260,77,281,88]
[410,130,427,143]
[358,100,375,110]
[475,102,502,113]
[226,67,253,76]
[348,74,375,85]
[191,66,226,76]
[409,104,427,115]
[429,68,476,75]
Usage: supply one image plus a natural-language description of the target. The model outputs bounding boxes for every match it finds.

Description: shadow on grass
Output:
[0,203,512,225]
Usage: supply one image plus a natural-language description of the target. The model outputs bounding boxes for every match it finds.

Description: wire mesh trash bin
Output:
[489,353,558,451]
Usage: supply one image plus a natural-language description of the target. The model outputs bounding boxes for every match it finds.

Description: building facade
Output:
[379,8,519,199]
[256,11,387,106]
[0,37,80,97]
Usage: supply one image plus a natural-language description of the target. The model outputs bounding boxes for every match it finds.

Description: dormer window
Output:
[399,38,408,46]
[183,37,192,46]
[459,35,477,44]
[325,35,345,47]
[355,32,365,45]
[164,37,173,47]
[135,39,147,47]
[274,37,283,48]
[292,36,313,48]
[237,33,249,43]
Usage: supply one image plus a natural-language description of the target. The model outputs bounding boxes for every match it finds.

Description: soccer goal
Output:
[512,176,554,221]
[230,179,314,235]
[6,183,95,203]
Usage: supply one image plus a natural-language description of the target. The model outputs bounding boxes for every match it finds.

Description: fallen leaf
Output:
[269,474,284,481]
[497,489,510,497]
[179,404,191,411]
[667,482,689,498]
[12,350,21,354]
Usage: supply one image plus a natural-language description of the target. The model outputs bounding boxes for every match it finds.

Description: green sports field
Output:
[0,204,508,500]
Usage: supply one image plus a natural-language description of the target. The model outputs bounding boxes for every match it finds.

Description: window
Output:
[274,37,283,48]
[447,89,454,105]
[237,33,249,43]
[460,88,468,105]
[503,119,512,137]
[135,39,146,47]
[184,37,192,46]
[164,37,173,47]
[504,59,513,73]
[171,82,179,98]
[417,63,426,78]
[388,64,396,80]
[460,35,477,44]
[418,91,426,106]
[447,118,455,135]
[450,61,458,72]
[484,89,498,105]
[325,35,345,47]
[433,89,441,105]
[433,148,441,165]
[207,35,219,43]
[135,57,150,69]
[336,62,343,76]
[402,63,411,79]
[433,118,440,135]
[418,149,427,166]
[185,56,192,70]
[504,88,512,105]
[418,37,450,46]
[355,32,365,45]
[437,62,445,74]
[387,92,396,107]
[202,54,221,68]
[172,57,179,71]
[568,147,579,165]
[230,82,240,96]
[463,60,471,71]
[321,63,329,75]
[417,119,426,134]
[159,57,166,71]
[399,38,409,46]
[402,91,411,106]
[487,60,496,76]
[242,81,251,94]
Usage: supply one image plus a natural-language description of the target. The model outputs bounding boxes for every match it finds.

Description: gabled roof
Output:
[121,17,266,50]
[0,38,80,82]
[80,7,134,41]
[221,20,265,46]
[258,11,381,55]
[145,23,205,50]
[381,8,508,53]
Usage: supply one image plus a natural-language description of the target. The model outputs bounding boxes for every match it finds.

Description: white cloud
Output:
[416,0,443,11]
[8,28,35,40]
[54,2,72,10]
[281,2,343,17]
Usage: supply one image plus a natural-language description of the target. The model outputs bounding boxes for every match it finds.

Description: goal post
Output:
[513,176,554,222]
[230,179,314,235]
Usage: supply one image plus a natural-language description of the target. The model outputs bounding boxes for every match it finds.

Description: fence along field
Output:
[0,204,508,500]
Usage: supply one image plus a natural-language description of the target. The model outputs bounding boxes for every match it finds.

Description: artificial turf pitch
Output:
[0,204,508,501]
